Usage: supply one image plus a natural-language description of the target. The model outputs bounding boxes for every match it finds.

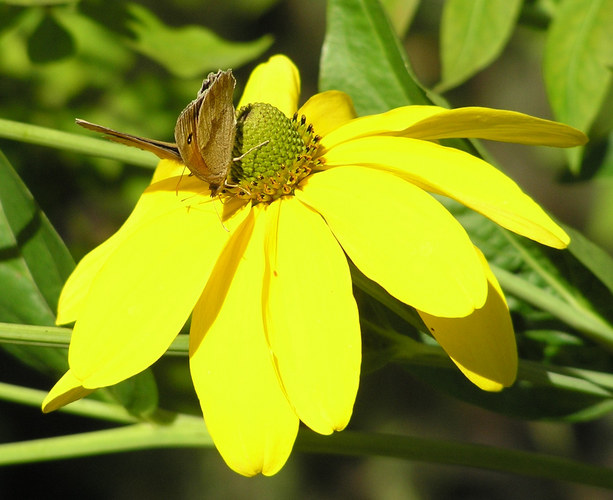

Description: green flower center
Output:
[221,103,322,203]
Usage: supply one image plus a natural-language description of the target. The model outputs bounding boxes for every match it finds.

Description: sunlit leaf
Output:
[320,0,431,116]
[379,0,420,37]
[438,0,523,91]
[126,4,273,79]
[544,0,613,172]
[0,149,74,372]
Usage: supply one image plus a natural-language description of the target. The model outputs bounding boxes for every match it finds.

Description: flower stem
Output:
[0,118,157,168]
[1,381,611,489]
[296,430,613,490]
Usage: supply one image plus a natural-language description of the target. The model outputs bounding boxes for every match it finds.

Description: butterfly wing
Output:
[76,119,181,162]
[175,70,236,192]
[174,92,210,181]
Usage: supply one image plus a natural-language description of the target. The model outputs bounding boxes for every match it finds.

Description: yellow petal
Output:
[237,55,300,117]
[297,166,487,317]
[57,175,225,325]
[56,234,124,325]
[323,136,570,249]
[419,248,517,391]
[321,105,587,150]
[322,105,444,150]
[42,370,93,413]
[190,205,298,477]
[400,107,588,147]
[298,90,357,137]
[69,195,251,388]
[151,159,186,184]
[264,197,361,434]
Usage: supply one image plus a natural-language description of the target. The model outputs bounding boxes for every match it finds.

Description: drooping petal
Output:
[298,90,357,137]
[69,194,251,389]
[419,248,517,391]
[264,197,361,435]
[399,106,588,147]
[189,205,298,477]
[322,136,570,249]
[42,370,93,413]
[237,55,300,117]
[321,105,587,151]
[297,166,487,317]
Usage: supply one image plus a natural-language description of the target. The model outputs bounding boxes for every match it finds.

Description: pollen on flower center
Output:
[222,102,322,203]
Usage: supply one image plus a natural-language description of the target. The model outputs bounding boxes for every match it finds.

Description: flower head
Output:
[44,55,587,475]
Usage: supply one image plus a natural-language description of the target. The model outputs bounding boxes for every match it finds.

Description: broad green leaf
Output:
[0,149,74,373]
[126,4,273,79]
[0,151,159,413]
[438,0,523,91]
[320,0,431,116]
[544,0,613,172]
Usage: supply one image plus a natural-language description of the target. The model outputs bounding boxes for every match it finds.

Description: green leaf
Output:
[126,3,273,79]
[320,0,432,115]
[109,369,159,418]
[444,198,613,352]
[379,0,420,37]
[0,149,74,372]
[438,0,523,91]
[404,354,613,421]
[0,151,160,414]
[565,224,613,296]
[26,10,75,63]
[544,0,613,172]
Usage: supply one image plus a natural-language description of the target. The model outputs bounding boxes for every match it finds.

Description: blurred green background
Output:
[1,0,612,498]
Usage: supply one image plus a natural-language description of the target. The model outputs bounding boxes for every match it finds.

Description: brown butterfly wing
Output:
[174,92,210,181]
[196,70,237,189]
[76,119,181,162]
[175,70,236,192]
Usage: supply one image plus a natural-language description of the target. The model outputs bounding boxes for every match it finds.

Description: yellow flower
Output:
[43,55,587,476]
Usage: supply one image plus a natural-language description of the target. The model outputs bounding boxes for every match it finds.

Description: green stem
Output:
[3,415,611,490]
[0,382,138,424]
[297,430,613,490]
[0,322,189,355]
[0,118,157,168]
[1,381,611,488]
[0,416,212,466]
